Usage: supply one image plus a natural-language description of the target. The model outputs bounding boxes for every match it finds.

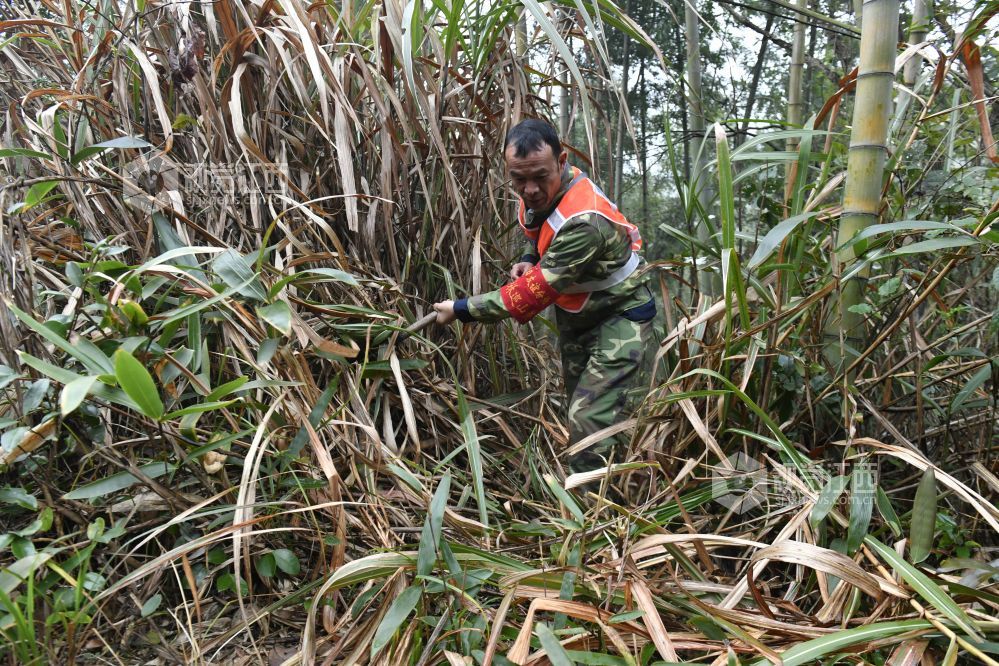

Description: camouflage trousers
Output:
[558,312,656,475]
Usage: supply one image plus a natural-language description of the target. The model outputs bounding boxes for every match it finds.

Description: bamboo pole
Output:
[785,0,808,199]
[903,0,930,87]
[684,0,713,296]
[823,0,900,373]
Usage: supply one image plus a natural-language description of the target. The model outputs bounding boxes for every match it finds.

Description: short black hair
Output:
[504,119,562,159]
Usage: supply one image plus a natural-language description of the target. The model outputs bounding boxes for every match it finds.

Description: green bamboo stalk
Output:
[684,0,713,296]
[785,0,808,201]
[903,0,930,87]
[823,0,900,373]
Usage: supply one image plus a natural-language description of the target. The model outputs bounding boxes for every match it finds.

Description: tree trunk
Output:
[823,0,900,374]
[740,11,775,145]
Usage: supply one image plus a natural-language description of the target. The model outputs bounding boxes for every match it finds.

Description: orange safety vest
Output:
[517,167,642,313]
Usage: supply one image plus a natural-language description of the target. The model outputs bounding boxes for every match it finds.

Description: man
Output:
[433,118,656,477]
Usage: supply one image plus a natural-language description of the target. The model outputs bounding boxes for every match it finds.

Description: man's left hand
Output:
[433,300,457,325]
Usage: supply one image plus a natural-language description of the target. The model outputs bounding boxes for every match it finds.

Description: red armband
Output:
[499,265,559,323]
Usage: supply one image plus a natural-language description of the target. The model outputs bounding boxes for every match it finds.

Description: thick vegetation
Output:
[0,0,996,664]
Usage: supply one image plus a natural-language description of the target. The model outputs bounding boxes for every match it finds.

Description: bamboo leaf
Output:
[951,364,991,413]
[876,487,902,538]
[417,472,451,577]
[748,211,823,269]
[865,537,984,642]
[370,585,422,658]
[6,302,113,375]
[60,376,98,416]
[749,620,933,666]
[113,350,163,421]
[455,384,488,528]
[848,465,875,553]
[535,622,575,666]
[63,462,175,500]
[811,474,849,526]
[543,474,584,526]
[909,468,937,564]
[0,148,52,160]
[212,250,267,301]
[884,236,980,257]
[257,301,292,336]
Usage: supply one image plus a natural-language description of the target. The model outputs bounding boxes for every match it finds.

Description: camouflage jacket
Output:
[453,165,654,334]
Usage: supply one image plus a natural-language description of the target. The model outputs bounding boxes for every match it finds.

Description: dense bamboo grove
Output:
[0,0,997,664]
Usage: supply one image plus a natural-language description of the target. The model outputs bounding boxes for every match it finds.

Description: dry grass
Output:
[0,0,996,664]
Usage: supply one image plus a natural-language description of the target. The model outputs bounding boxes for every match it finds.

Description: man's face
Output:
[505,143,567,212]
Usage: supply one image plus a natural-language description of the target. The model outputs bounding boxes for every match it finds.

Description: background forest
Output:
[0,0,997,664]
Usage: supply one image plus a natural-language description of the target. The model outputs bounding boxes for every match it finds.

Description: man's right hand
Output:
[510,262,534,280]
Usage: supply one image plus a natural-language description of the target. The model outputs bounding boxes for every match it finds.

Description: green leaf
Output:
[0,148,52,160]
[748,620,932,666]
[370,585,422,658]
[543,474,584,526]
[114,350,163,420]
[417,472,451,577]
[864,536,984,642]
[140,593,162,617]
[216,573,247,595]
[205,376,248,402]
[272,548,300,575]
[0,487,38,510]
[63,462,175,500]
[9,180,59,213]
[15,507,52,536]
[256,553,277,578]
[876,487,902,538]
[71,136,152,164]
[7,303,113,375]
[608,609,645,623]
[848,303,873,315]
[535,622,574,666]
[212,250,267,301]
[0,553,52,594]
[455,385,488,528]
[909,468,937,564]
[837,220,963,251]
[811,475,849,527]
[60,376,98,416]
[951,364,991,413]
[847,466,874,553]
[747,212,823,270]
[257,301,292,336]
[268,267,360,297]
[0,365,20,390]
[884,236,980,257]
[163,400,238,419]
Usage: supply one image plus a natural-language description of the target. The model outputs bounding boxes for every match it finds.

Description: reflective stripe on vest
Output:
[517,167,642,312]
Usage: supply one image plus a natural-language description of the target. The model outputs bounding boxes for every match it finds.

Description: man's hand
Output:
[510,261,534,280]
[433,300,457,325]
